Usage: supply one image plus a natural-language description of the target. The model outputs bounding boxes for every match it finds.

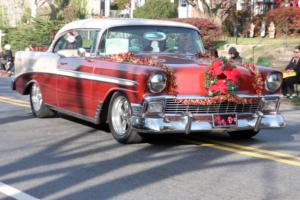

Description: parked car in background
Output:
[12,19,285,143]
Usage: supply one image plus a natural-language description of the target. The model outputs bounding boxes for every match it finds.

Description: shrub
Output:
[4,18,64,52]
[245,8,300,37]
[256,56,271,66]
[168,18,222,48]
[134,0,178,19]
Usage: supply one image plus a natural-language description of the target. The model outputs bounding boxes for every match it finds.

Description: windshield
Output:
[99,26,205,55]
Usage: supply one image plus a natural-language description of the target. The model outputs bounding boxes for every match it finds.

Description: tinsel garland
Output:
[238,62,264,96]
[176,95,259,106]
[103,52,177,94]
[102,52,264,106]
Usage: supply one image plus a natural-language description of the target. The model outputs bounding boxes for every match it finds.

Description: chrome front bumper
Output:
[131,112,285,134]
[131,95,285,134]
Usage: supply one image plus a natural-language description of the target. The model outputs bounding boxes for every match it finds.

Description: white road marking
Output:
[0,182,40,200]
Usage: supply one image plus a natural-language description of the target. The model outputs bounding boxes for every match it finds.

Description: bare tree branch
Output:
[35,0,50,8]
[186,0,237,23]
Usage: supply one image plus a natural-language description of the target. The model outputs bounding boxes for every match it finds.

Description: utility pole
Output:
[0,30,5,48]
[105,0,111,17]
[130,0,135,18]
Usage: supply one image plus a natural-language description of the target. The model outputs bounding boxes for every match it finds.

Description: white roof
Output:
[56,18,199,36]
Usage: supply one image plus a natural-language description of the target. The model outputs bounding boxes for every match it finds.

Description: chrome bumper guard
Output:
[131,95,285,134]
[131,112,285,134]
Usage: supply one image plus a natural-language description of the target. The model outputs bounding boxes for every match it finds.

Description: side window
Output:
[97,29,147,55]
[53,29,99,57]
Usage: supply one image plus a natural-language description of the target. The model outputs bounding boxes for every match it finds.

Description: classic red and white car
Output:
[12,18,285,143]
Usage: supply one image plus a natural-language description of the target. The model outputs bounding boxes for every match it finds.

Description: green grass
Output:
[214,36,300,68]
[216,37,300,46]
[256,56,271,66]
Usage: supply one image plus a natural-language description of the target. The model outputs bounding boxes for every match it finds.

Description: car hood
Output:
[138,54,278,96]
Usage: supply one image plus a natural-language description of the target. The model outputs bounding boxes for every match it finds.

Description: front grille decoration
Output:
[165,98,261,115]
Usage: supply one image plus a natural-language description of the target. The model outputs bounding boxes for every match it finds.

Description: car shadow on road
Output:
[0,130,260,200]
[0,120,297,200]
[0,114,34,126]
[0,106,299,200]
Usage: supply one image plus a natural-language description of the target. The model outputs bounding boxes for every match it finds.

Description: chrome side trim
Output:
[13,70,138,87]
[57,69,138,87]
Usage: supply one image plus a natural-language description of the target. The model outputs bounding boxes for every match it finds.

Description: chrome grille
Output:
[164,99,261,114]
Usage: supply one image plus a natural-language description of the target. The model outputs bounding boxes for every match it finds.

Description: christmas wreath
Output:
[205,58,240,96]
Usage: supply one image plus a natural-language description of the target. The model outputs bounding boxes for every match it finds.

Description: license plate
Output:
[213,114,237,128]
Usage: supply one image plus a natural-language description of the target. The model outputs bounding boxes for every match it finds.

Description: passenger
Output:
[60,31,83,50]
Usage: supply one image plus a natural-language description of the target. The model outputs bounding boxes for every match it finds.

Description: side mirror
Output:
[77,48,86,57]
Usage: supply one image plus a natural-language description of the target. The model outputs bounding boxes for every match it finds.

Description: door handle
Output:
[60,62,68,65]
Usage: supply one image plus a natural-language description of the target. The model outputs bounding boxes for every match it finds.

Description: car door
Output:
[53,29,100,118]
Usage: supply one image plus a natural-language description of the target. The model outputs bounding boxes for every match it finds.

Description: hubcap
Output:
[111,96,132,136]
[31,84,43,111]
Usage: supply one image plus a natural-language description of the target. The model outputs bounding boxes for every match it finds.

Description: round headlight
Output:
[265,73,282,92]
[148,73,167,93]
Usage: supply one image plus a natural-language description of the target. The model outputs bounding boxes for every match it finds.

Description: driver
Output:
[60,31,83,50]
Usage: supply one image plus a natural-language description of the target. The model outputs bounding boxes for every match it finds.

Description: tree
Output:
[186,0,237,25]
[114,0,130,10]
[31,0,53,18]
[134,0,178,19]
[54,0,71,9]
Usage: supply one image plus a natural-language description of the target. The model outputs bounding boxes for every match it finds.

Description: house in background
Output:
[237,0,299,16]
[2,0,298,27]
[0,0,103,27]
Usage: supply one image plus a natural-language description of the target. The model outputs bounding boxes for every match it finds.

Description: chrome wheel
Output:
[31,83,43,112]
[108,92,142,143]
[111,96,132,136]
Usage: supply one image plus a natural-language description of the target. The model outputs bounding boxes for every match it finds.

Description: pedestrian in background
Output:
[209,48,219,59]
[3,44,14,73]
[228,47,242,61]
[282,45,300,98]
[0,48,4,70]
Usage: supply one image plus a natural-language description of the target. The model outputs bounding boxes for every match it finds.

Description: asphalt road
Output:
[1,77,300,200]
